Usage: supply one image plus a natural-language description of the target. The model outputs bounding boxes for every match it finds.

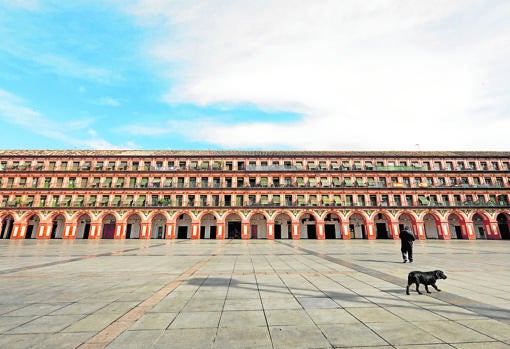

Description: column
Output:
[291,222,301,239]
[366,222,376,240]
[88,222,102,239]
[140,222,151,239]
[166,222,176,239]
[316,221,325,240]
[63,222,78,239]
[464,220,476,240]
[488,220,501,240]
[37,222,52,239]
[438,220,451,240]
[415,221,426,240]
[190,222,200,239]
[341,222,350,239]
[216,222,225,240]
[266,221,274,240]
[242,222,250,240]
[11,222,28,239]
[115,222,126,239]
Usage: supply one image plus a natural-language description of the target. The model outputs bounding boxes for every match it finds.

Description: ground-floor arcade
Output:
[1,208,508,240]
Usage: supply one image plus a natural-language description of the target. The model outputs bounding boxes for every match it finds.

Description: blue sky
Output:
[1,1,509,150]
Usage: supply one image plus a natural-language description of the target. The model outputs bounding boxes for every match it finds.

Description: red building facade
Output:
[1,150,509,241]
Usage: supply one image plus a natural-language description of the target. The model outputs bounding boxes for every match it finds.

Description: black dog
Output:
[406,270,447,295]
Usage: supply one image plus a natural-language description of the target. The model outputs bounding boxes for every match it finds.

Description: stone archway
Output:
[299,213,318,239]
[25,215,40,239]
[349,213,367,239]
[151,214,167,239]
[51,214,66,239]
[472,213,488,239]
[274,213,292,239]
[225,213,242,239]
[249,213,267,239]
[398,213,416,237]
[374,212,391,239]
[76,214,92,239]
[448,213,465,239]
[496,213,510,240]
[324,213,341,239]
[423,213,440,239]
[176,213,192,239]
[1,215,15,239]
[101,214,117,239]
[200,213,217,239]
[126,214,142,239]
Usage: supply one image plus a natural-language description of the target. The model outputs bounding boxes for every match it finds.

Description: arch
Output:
[246,210,270,222]
[398,212,417,236]
[447,213,467,239]
[274,213,292,239]
[298,212,318,239]
[324,212,342,239]
[373,212,392,239]
[25,214,40,239]
[249,213,267,239]
[197,210,220,222]
[496,213,510,240]
[348,213,367,239]
[423,213,441,239]
[101,214,117,239]
[147,210,172,222]
[126,213,142,239]
[199,213,217,239]
[76,213,92,239]
[225,213,242,239]
[176,212,192,239]
[151,213,167,239]
[1,214,15,239]
[472,212,489,239]
[51,214,66,239]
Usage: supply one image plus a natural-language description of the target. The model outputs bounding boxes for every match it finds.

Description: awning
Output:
[319,162,327,170]
[345,178,354,187]
[190,161,198,169]
[273,195,280,204]
[334,195,341,205]
[368,178,375,186]
[261,195,268,204]
[310,196,317,205]
[342,161,349,167]
[213,161,221,169]
[92,178,100,186]
[164,178,172,187]
[236,196,243,206]
[356,178,365,186]
[296,162,303,169]
[321,178,329,187]
[140,178,148,187]
[62,197,71,203]
[322,196,330,205]
[331,162,339,170]
[333,178,341,187]
[308,163,316,170]
[309,178,316,187]
[297,178,304,187]
[260,177,268,187]
[297,195,305,205]
[101,197,109,203]
[418,196,429,205]
[25,197,34,204]
[103,178,112,187]
[136,196,146,205]
[116,179,124,187]
[112,196,121,205]
[123,198,133,206]
[74,197,84,206]
[201,161,209,169]
[87,197,96,205]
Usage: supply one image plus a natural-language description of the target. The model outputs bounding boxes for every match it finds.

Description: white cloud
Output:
[126,0,510,150]
[0,88,137,149]
[94,97,122,107]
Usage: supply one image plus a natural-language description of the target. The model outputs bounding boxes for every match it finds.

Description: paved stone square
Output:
[0,239,509,348]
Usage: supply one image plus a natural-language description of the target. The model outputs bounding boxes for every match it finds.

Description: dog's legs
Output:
[425,285,431,293]
[431,283,441,292]
[406,284,411,295]
[414,277,422,294]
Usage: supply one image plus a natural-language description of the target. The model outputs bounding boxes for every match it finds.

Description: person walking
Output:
[399,227,415,263]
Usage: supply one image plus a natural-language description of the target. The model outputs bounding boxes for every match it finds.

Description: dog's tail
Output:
[407,271,417,285]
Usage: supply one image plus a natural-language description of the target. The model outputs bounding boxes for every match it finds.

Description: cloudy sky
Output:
[0,0,509,150]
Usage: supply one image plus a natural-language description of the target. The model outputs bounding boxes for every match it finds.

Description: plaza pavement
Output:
[0,239,509,349]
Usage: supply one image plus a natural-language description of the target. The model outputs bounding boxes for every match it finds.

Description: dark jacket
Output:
[399,229,415,250]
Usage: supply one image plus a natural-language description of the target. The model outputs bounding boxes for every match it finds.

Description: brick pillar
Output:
[37,222,52,239]
[11,222,27,239]
[366,222,376,240]
[266,221,274,239]
[242,222,250,239]
[438,220,451,240]
[415,221,426,240]
[391,222,400,239]
[216,222,225,240]
[166,222,176,239]
[140,222,151,239]
[191,222,200,239]
[488,220,501,240]
[88,222,102,239]
[291,222,300,239]
[115,222,126,239]
[63,222,77,239]
[464,220,477,240]
[342,222,350,239]
[316,221,325,239]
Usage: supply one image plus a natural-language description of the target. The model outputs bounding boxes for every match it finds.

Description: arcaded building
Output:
[1,150,509,240]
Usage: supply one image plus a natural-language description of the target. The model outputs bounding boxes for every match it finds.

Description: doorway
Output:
[227,222,241,239]
[325,224,336,239]
[376,223,389,239]
[177,226,188,239]
[307,225,317,239]
[274,224,282,239]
